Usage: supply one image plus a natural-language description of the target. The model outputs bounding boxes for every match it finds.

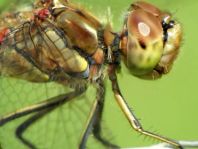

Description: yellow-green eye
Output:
[120,1,182,79]
[124,9,163,76]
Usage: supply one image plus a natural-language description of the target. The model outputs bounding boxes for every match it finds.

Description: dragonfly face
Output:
[120,1,182,79]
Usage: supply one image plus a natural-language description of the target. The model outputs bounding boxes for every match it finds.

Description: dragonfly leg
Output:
[15,108,54,149]
[79,78,119,149]
[0,87,86,126]
[108,65,183,149]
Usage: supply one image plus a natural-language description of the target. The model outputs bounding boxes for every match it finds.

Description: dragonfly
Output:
[0,0,182,148]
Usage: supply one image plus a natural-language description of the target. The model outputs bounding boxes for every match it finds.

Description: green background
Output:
[0,0,198,149]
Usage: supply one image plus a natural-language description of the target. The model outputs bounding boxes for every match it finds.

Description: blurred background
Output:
[0,0,198,149]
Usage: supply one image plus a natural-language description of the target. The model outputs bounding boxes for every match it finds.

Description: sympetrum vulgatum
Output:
[0,0,196,149]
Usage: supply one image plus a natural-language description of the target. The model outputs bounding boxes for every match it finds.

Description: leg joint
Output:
[133,124,143,132]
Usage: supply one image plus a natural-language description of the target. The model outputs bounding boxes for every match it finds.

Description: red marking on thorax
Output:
[0,28,10,45]
[34,8,50,20]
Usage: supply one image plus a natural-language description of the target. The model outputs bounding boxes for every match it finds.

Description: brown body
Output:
[0,1,114,84]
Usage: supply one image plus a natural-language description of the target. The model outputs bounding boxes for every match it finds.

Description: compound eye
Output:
[128,9,163,47]
[125,9,164,76]
[131,1,161,17]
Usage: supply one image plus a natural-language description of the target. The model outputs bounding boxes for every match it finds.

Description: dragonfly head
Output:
[120,1,182,79]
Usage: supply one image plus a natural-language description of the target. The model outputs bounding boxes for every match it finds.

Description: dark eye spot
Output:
[139,40,146,49]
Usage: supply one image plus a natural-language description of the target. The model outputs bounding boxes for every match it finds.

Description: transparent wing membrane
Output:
[0,77,98,149]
